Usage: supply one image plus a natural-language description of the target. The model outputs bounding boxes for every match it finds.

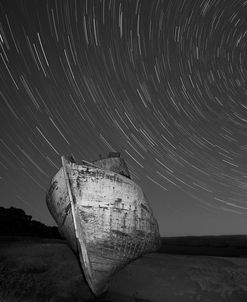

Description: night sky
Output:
[1,0,247,237]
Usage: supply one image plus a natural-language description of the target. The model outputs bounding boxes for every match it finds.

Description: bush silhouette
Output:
[0,206,62,239]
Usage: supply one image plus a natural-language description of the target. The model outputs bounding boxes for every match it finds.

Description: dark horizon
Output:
[2,204,247,240]
[1,0,247,237]
[3,203,247,238]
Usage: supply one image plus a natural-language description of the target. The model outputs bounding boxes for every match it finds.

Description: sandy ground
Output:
[1,238,247,301]
[109,253,247,302]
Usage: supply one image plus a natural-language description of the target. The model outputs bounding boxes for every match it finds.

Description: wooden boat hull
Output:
[46,157,160,296]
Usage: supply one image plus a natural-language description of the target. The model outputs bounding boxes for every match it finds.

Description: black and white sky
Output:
[1,0,247,236]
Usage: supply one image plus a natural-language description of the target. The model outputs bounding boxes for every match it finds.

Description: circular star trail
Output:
[1,0,247,236]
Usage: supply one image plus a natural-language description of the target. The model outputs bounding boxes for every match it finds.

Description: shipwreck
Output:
[46,152,160,296]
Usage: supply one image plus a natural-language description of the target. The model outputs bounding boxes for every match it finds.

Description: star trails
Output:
[36,127,59,155]
[146,175,168,191]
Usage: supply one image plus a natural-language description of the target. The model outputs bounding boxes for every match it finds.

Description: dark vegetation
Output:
[159,235,247,257]
[0,240,95,302]
[0,206,62,239]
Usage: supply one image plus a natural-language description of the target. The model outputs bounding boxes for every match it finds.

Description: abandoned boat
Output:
[46,152,160,296]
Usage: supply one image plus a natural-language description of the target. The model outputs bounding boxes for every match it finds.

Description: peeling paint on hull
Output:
[46,156,160,296]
